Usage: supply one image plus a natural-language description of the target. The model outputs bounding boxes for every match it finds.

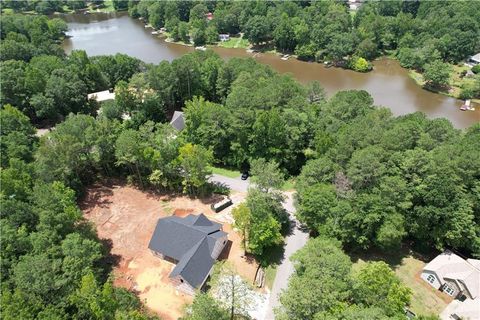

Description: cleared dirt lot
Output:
[81,182,257,320]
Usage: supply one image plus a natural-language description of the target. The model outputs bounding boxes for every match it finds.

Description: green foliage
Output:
[352,262,411,315]
[232,204,251,252]
[182,293,229,320]
[177,143,213,195]
[472,64,480,74]
[245,188,283,257]
[349,56,372,72]
[277,238,411,320]
[277,237,353,319]
[423,60,452,88]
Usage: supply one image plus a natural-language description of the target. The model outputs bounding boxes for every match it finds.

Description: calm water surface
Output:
[62,12,479,128]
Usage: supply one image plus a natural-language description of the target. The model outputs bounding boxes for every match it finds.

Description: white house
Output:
[422,251,480,320]
[469,53,480,66]
[87,89,115,102]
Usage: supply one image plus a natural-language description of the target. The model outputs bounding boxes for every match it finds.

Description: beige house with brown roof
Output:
[422,251,480,320]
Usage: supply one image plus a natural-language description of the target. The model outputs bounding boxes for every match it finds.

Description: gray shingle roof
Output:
[170,237,215,288]
[148,214,227,289]
[170,111,185,131]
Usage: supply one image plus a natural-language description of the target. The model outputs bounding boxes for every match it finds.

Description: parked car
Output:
[211,197,233,213]
[241,172,249,180]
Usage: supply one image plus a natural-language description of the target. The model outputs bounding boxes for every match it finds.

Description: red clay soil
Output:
[81,182,258,319]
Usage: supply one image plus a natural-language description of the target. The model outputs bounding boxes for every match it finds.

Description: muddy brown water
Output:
[61,12,479,128]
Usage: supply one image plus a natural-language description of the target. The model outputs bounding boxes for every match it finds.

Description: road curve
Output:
[208,174,309,319]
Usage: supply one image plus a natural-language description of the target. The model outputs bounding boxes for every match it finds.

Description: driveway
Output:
[264,192,309,320]
[209,174,309,319]
[209,173,249,193]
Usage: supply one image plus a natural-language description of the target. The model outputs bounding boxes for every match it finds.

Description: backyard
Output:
[351,249,450,317]
[80,181,258,319]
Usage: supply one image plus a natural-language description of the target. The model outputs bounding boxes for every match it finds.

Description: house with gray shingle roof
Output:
[148,213,228,294]
[170,111,185,131]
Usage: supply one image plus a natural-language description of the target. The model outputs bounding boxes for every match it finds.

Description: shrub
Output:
[350,56,372,72]
[472,64,480,74]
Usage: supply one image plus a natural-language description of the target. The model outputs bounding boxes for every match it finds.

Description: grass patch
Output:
[351,249,448,317]
[92,0,115,13]
[259,243,285,290]
[282,178,296,191]
[210,166,241,179]
[218,36,250,49]
[408,63,478,99]
[265,264,278,289]
[395,256,448,316]
[1,8,14,14]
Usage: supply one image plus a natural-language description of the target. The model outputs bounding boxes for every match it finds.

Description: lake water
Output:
[61,12,479,128]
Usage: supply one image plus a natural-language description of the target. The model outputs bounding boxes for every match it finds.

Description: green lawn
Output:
[209,166,241,179]
[265,264,277,289]
[282,178,295,191]
[93,0,116,13]
[218,36,250,49]
[408,63,478,100]
[352,251,448,317]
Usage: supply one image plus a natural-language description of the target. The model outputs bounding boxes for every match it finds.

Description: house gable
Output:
[148,213,227,293]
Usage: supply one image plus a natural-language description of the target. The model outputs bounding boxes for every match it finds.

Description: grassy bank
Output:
[91,0,116,13]
[408,64,478,101]
[210,166,241,179]
[217,36,250,49]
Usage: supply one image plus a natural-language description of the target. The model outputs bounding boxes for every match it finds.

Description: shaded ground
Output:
[81,182,257,320]
[351,247,449,316]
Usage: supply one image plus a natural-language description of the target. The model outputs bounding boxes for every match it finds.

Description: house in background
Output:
[219,34,230,42]
[170,111,185,131]
[148,213,228,295]
[468,53,480,66]
[422,251,480,320]
[87,89,115,102]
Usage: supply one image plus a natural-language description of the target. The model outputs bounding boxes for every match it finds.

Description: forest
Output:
[1,4,479,320]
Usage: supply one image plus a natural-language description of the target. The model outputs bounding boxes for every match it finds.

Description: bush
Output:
[459,87,475,99]
[472,64,480,74]
[350,56,372,72]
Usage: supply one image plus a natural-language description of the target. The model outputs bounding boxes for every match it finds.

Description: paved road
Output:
[209,174,309,319]
[209,173,250,193]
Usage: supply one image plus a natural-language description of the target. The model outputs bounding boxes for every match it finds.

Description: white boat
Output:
[281,54,290,61]
[195,46,207,51]
[151,31,159,35]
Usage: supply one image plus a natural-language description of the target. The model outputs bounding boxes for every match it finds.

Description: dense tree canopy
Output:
[277,237,412,319]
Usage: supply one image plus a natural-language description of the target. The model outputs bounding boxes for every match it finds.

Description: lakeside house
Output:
[87,89,115,102]
[219,34,230,42]
[468,53,480,66]
[170,111,185,131]
[421,251,480,319]
[148,214,228,295]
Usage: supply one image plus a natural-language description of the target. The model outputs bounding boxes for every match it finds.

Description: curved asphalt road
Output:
[209,174,309,319]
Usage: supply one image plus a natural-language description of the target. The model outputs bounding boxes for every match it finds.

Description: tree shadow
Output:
[97,238,122,282]
[198,193,225,205]
[217,240,234,261]
[79,182,114,210]
[347,241,442,269]
[257,241,286,269]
